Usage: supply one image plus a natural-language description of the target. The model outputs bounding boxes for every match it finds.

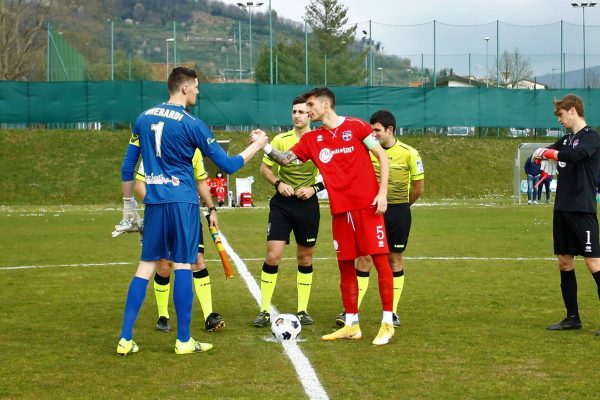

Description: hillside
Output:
[537,65,600,88]
[0,129,550,205]
[49,0,411,83]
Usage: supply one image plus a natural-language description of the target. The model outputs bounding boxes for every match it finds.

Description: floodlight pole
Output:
[237,2,264,81]
[305,21,309,85]
[110,19,114,80]
[269,0,273,84]
[166,38,174,80]
[239,21,243,80]
[572,2,597,88]
[484,36,490,88]
[173,21,177,67]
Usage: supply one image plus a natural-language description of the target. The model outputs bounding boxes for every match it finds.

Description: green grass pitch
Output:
[1,203,600,399]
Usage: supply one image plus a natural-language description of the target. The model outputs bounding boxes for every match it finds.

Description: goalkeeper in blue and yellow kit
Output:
[116,67,267,356]
[134,149,225,334]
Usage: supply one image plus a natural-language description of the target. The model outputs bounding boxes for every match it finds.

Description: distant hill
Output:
[536,65,600,88]
[53,0,411,84]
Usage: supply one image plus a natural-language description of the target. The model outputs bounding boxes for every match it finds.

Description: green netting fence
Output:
[0,81,598,128]
[48,26,87,81]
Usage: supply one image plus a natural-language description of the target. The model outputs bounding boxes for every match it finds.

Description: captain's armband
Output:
[363,134,378,150]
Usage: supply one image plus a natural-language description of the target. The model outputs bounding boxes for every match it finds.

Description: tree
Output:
[302,0,365,85]
[255,43,305,84]
[491,48,533,88]
[258,0,369,85]
[0,1,104,81]
[87,50,153,80]
[0,0,50,80]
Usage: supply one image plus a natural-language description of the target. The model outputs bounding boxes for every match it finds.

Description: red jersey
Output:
[291,117,379,215]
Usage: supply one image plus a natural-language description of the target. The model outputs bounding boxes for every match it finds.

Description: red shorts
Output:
[332,208,389,260]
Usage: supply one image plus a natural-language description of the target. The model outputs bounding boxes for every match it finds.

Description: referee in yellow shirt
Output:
[252,95,325,327]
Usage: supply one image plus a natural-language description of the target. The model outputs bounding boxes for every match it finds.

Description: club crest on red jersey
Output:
[342,131,352,141]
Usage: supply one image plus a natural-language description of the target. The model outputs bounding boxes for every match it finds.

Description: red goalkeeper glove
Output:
[532,148,558,161]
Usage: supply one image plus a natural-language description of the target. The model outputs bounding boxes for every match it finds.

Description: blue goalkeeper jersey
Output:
[124,102,243,205]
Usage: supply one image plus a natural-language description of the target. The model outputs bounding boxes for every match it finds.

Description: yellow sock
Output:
[260,264,278,312]
[153,277,170,318]
[357,274,370,309]
[393,274,405,314]
[193,270,212,321]
[296,266,313,312]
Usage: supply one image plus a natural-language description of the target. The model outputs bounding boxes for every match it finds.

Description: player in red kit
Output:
[250,87,395,345]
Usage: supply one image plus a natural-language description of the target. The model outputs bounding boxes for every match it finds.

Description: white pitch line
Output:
[219,233,330,400]
[0,261,133,270]
[0,256,558,271]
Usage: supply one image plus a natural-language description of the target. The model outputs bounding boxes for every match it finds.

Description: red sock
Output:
[372,254,393,312]
[338,259,358,314]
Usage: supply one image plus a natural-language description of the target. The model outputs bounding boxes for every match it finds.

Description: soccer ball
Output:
[271,313,302,341]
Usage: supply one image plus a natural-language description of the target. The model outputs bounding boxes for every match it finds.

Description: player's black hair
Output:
[167,67,198,94]
[370,110,396,134]
[303,87,336,109]
[292,95,306,106]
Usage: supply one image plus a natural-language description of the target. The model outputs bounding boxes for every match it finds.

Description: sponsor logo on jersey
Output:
[318,146,355,164]
[207,138,216,144]
[342,131,352,141]
[145,173,181,186]
[317,134,323,142]
[319,148,333,163]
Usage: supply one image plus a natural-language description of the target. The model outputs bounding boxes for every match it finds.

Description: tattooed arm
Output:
[250,129,299,166]
[264,147,298,165]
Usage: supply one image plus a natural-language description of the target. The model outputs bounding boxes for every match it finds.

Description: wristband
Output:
[312,181,325,193]
[263,143,273,154]
[208,206,217,213]
[274,180,283,189]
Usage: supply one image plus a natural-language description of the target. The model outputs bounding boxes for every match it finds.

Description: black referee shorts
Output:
[384,203,412,253]
[267,193,320,247]
[553,210,600,257]
[198,222,205,254]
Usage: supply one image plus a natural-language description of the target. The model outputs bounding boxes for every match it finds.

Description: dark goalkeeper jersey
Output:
[549,126,600,213]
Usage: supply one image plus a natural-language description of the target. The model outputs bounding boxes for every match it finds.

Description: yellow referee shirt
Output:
[370,139,424,204]
[262,129,319,190]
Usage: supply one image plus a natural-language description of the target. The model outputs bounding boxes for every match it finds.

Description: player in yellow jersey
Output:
[336,109,424,328]
[252,95,326,327]
[135,149,225,333]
